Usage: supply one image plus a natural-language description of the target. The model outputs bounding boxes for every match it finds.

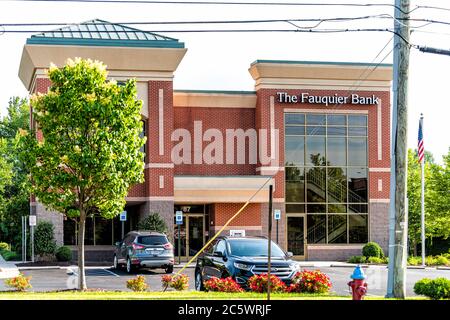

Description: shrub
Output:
[35,221,57,258]
[287,270,332,294]
[2,251,19,261]
[367,257,384,264]
[434,255,449,266]
[408,256,422,266]
[414,278,450,300]
[55,246,72,262]
[138,213,168,233]
[4,273,32,291]
[0,242,10,252]
[204,277,244,293]
[247,274,286,293]
[362,242,384,258]
[161,274,189,291]
[425,256,437,266]
[348,256,366,263]
[126,275,148,292]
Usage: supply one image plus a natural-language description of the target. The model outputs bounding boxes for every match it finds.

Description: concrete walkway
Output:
[0,255,20,279]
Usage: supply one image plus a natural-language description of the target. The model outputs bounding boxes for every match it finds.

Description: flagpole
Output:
[420,114,426,267]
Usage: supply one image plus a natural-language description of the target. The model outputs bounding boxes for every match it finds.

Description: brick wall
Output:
[173,107,256,175]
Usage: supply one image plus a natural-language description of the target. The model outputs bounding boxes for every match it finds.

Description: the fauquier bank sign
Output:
[277,92,380,106]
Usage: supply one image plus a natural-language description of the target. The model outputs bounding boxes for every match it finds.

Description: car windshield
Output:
[137,235,168,245]
[227,239,286,257]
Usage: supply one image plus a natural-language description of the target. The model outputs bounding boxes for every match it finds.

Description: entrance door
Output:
[174,215,204,260]
[286,215,306,260]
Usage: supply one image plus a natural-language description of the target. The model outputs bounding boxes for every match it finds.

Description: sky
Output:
[0,0,449,163]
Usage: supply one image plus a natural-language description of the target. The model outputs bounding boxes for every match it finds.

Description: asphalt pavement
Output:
[1,265,449,297]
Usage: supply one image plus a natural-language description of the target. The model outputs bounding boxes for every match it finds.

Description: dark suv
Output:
[194,236,301,290]
[113,231,174,274]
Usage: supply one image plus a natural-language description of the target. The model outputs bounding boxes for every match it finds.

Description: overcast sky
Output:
[0,0,449,162]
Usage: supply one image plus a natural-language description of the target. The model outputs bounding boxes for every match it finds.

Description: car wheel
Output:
[195,271,205,291]
[113,255,119,270]
[126,257,135,274]
[165,265,174,274]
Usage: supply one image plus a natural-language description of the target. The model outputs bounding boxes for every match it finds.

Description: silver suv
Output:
[113,231,174,274]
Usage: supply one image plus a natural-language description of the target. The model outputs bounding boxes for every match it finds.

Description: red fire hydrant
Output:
[348,265,368,300]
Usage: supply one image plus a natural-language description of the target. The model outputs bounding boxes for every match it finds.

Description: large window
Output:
[285,113,369,244]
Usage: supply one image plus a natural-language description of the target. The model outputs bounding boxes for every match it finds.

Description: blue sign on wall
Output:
[120,211,127,222]
[176,211,183,225]
[274,209,281,220]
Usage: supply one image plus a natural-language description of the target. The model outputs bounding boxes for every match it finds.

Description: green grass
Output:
[0,290,426,300]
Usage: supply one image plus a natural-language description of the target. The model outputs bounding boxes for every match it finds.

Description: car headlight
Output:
[291,263,301,271]
[234,262,253,271]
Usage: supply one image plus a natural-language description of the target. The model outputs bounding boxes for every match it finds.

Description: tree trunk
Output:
[77,208,87,290]
[413,238,417,256]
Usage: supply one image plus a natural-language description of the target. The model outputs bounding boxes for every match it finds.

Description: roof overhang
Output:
[174,176,275,203]
[19,44,187,90]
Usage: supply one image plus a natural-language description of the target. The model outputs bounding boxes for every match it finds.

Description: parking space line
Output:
[103,268,120,277]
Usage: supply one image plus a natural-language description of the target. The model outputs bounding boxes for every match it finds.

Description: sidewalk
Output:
[0,255,20,279]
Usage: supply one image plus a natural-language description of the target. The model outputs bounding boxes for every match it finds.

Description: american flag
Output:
[418,116,424,163]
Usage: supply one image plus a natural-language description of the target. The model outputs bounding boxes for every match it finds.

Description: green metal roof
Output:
[26,19,184,48]
[251,59,392,67]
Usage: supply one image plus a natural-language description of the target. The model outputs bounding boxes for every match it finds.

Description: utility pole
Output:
[267,184,273,301]
[387,0,410,299]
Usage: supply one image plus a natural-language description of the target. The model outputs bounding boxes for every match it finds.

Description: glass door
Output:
[174,214,204,261]
[187,215,204,257]
[286,214,306,260]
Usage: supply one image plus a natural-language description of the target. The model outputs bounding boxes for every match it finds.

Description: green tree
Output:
[407,148,450,255]
[138,213,168,233]
[0,97,30,247]
[34,221,57,260]
[18,58,145,290]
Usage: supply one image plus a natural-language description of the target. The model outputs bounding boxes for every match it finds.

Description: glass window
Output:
[348,168,368,203]
[306,126,326,135]
[327,115,346,125]
[349,215,368,243]
[285,136,305,165]
[286,181,305,202]
[228,239,286,257]
[137,235,169,245]
[306,114,326,125]
[286,166,304,181]
[327,126,346,136]
[328,167,347,202]
[285,126,305,136]
[286,203,305,213]
[328,215,347,243]
[307,204,326,213]
[307,215,326,244]
[348,138,367,166]
[327,138,346,166]
[348,115,367,126]
[215,240,227,255]
[328,203,347,213]
[306,136,326,166]
[285,113,305,125]
[306,167,326,202]
[348,127,367,136]
[348,203,368,214]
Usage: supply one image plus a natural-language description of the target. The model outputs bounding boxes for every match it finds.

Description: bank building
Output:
[19,20,392,261]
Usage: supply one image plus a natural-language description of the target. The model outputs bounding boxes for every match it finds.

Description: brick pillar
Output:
[145,80,175,240]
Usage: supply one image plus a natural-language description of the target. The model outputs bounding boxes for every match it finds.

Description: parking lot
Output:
[1,265,448,297]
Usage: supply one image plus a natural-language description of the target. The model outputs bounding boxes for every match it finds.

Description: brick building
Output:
[18,20,392,261]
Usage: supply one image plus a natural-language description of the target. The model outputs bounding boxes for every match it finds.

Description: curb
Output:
[436,267,450,271]
[18,266,63,271]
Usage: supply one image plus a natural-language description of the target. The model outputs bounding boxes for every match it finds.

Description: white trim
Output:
[145,163,174,169]
[270,96,275,159]
[377,100,382,160]
[256,166,284,172]
[211,226,262,231]
[159,175,164,189]
[284,108,368,114]
[369,199,390,203]
[369,167,391,172]
[125,196,174,202]
[378,179,383,192]
[158,88,164,156]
